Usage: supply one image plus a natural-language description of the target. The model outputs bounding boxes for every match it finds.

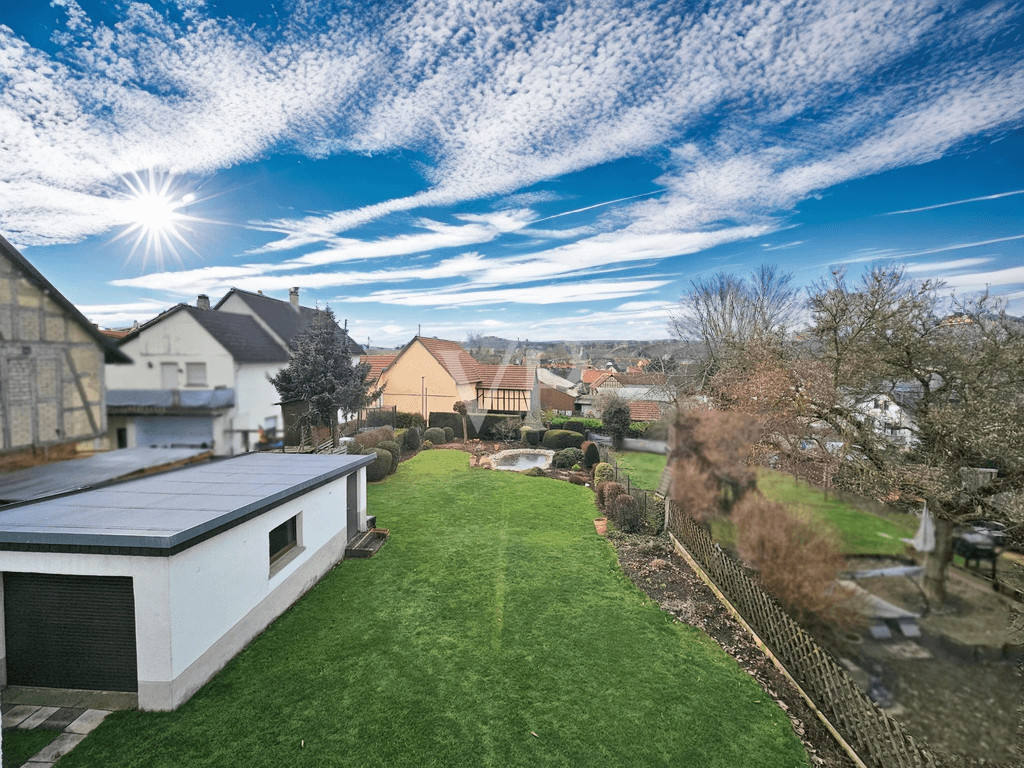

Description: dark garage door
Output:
[4,572,138,692]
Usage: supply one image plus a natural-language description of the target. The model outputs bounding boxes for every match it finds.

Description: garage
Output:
[0,451,372,710]
[4,572,138,691]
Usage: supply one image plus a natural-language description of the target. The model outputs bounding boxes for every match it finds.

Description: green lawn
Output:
[3,728,60,767]
[754,470,917,556]
[58,450,807,768]
[613,451,668,491]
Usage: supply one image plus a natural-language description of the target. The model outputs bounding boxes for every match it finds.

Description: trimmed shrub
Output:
[593,462,616,486]
[354,427,395,450]
[600,481,628,512]
[395,411,427,430]
[424,427,446,444]
[521,427,541,446]
[552,447,584,469]
[567,472,588,485]
[429,411,524,439]
[443,426,455,443]
[402,426,422,452]
[542,429,584,450]
[422,439,434,449]
[522,467,545,477]
[366,449,392,482]
[602,396,632,446]
[611,494,643,533]
[377,440,401,474]
[580,441,600,470]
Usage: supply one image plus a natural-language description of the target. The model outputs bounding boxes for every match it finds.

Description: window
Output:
[186,362,207,386]
[160,362,178,389]
[270,514,299,569]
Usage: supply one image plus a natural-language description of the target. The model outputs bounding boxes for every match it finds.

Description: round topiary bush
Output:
[552,447,584,469]
[377,440,401,473]
[366,448,392,482]
[611,494,643,533]
[424,427,446,444]
[443,426,455,443]
[541,429,584,450]
[403,426,422,452]
[422,439,434,449]
[580,441,600,470]
[593,462,616,486]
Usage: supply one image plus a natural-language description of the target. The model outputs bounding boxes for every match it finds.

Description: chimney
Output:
[197,294,210,310]
[289,287,299,309]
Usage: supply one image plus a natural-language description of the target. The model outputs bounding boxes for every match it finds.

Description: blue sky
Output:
[2,0,1023,346]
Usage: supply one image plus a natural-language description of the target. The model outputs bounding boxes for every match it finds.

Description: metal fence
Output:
[601,449,664,533]
[664,496,953,768]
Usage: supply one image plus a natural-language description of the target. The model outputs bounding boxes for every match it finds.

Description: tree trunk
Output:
[923,516,955,607]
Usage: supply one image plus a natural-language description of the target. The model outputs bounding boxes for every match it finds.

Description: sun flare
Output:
[114,170,204,269]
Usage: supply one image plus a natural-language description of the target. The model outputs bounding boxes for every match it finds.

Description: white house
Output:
[106,289,364,455]
[0,452,373,710]
[856,393,917,449]
[106,302,289,454]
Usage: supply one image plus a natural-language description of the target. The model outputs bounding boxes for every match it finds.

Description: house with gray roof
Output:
[106,301,292,455]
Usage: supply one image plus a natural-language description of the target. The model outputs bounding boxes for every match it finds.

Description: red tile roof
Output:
[477,363,536,390]
[361,354,398,381]
[416,337,482,384]
[628,401,665,422]
[580,369,606,385]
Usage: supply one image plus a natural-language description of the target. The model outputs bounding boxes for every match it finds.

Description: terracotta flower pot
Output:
[594,517,608,536]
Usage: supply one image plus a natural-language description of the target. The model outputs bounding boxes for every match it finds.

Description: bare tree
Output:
[804,266,1024,603]
[671,264,799,380]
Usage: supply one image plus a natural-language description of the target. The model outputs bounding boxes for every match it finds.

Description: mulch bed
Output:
[610,531,857,768]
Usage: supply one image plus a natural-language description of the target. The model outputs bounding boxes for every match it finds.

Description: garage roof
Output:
[0,447,210,503]
[0,453,373,555]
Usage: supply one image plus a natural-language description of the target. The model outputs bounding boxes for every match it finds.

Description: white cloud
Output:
[4,0,1021,255]
[903,257,994,273]
[349,278,672,307]
[885,188,1024,215]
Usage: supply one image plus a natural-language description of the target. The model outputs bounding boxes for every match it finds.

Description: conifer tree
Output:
[270,305,380,444]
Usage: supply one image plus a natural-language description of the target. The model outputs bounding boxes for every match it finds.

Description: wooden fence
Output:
[665,497,960,768]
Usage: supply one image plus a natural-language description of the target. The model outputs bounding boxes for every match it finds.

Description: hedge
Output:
[550,416,603,432]
[542,429,584,450]
[521,427,542,446]
[429,411,524,439]
[552,447,584,469]
[395,411,427,430]
[580,441,600,470]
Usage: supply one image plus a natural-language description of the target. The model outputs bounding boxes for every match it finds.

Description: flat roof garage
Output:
[0,452,373,710]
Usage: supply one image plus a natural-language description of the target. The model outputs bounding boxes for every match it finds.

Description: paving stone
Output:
[32,732,87,763]
[22,762,57,768]
[18,706,61,729]
[66,709,111,734]
[39,707,85,730]
[2,704,39,728]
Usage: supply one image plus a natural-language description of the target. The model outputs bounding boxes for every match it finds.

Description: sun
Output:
[114,170,204,269]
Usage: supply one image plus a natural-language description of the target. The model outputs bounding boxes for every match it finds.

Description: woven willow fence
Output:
[665,498,953,768]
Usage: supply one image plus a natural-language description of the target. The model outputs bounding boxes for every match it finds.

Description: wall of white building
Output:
[0,467,367,710]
